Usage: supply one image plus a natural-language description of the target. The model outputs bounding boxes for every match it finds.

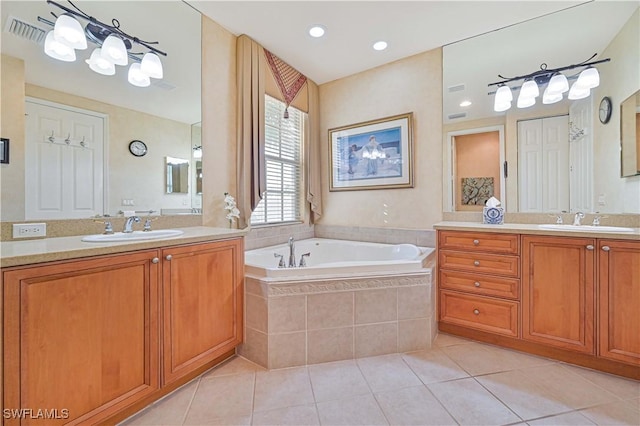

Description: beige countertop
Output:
[433,221,640,240]
[0,226,248,268]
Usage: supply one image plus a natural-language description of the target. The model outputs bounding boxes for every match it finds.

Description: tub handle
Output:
[299,252,311,267]
[274,253,285,268]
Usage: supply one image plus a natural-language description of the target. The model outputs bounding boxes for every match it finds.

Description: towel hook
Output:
[48,130,55,143]
[79,136,86,147]
[65,133,71,145]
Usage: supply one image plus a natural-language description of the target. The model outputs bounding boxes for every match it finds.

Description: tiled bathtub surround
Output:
[244,222,314,250]
[314,224,436,247]
[240,271,436,369]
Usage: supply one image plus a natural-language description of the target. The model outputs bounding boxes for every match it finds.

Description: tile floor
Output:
[122,333,640,426]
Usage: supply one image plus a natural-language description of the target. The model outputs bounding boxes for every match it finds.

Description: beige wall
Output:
[318,49,443,229]
[454,132,501,211]
[592,8,640,214]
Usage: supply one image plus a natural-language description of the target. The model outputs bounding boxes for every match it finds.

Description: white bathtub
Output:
[245,238,434,279]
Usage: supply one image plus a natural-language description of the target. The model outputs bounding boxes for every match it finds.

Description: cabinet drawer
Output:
[440,270,520,299]
[439,290,519,337]
[439,250,519,277]
[438,231,519,254]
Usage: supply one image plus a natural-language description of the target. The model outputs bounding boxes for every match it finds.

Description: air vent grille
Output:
[4,15,46,44]
[448,83,466,93]
[448,112,467,120]
[151,79,177,91]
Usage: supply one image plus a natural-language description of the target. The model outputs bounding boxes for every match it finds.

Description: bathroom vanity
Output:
[0,227,245,425]
[435,222,640,380]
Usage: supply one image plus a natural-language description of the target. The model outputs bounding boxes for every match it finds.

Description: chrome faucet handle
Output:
[592,215,608,226]
[299,252,311,267]
[274,253,285,268]
[143,217,158,232]
[548,214,563,224]
[93,219,114,234]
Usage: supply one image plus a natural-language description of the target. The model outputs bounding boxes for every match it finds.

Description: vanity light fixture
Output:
[308,25,326,38]
[488,54,609,112]
[38,0,167,87]
[193,145,203,159]
[373,41,388,51]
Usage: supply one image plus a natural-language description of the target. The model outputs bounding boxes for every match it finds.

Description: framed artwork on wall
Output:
[329,112,414,191]
[0,138,9,164]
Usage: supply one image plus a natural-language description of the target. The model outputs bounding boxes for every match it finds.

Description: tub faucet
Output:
[299,252,311,267]
[123,216,141,233]
[573,212,585,226]
[288,236,296,268]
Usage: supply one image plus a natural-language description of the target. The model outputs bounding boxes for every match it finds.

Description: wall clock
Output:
[599,96,612,124]
[129,140,147,157]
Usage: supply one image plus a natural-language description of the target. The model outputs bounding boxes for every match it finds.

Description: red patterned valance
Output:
[264,49,307,117]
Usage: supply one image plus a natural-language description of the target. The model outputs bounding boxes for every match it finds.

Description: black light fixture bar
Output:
[45,0,167,57]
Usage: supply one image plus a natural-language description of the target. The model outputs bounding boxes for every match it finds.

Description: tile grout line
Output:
[180,376,201,426]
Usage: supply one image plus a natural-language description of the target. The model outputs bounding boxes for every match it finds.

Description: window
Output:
[250,95,304,225]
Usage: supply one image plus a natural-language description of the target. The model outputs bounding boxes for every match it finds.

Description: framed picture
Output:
[0,138,8,164]
[329,112,413,191]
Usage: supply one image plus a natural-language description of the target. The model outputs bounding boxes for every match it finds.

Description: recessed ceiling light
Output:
[459,100,472,107]
[309,25,326,38]
[373,41,388,51]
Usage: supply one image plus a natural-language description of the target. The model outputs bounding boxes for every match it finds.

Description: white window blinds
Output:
[250,95,304,225]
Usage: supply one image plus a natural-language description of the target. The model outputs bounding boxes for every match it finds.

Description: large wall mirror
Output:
[443,2,640,214]
[0,1,201,221]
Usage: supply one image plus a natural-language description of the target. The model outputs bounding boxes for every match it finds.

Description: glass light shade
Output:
[53,14,87,50]
[568,84,590,100]
[494,101,511,112]
[542,88,563,104]
[193,148,202,159]
[574,67,600,89]
[128,63,151,87]
[546,73,569,95]
[373,41,387,51]
[85,48,115,75]
[308,25,326,38]
[495,85,513,103]
[101,35,128,66]
[44,31,76,62]
[517,93,536,108]
[520,80,540,98]
[140,52,163,79]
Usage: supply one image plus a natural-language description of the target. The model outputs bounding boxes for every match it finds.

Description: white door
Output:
[518,115,569,213]
[569,98,594,213]
[25,100,106,220]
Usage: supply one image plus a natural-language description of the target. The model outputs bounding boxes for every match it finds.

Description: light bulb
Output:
[193,148,202,159]
[85,48,115,75]
[546,73,569,95]
[101,35,128,66]
[128,63,150,87]
[373,41,387,51]
[44,31,76,62]
[140,52,163,79]
[574,67,600,89]
[308,25,326,38]
[53,14,87,50]
[495,85,513,103]
[520,80,540,98]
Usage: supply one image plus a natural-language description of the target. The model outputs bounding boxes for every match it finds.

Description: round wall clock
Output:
[129,140,147,157]
[599,96,612,124]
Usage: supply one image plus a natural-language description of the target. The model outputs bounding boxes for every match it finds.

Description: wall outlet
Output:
[13,223,47,238]
[121,199,135,206]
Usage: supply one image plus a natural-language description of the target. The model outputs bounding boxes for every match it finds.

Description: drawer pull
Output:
[474,281,481,287]
[473,309,480,315]
[165,255,173,261]
[474,260,480,266]
[601,246,610,252]
[473,239,480,246]
[586,245,594,251]
[152,257,159,264]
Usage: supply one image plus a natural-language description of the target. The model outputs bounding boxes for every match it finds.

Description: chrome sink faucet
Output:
[573,212,585,226]
[123,216,141,233]
[288,236,296,268]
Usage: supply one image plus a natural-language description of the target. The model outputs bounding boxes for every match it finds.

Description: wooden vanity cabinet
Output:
[3,250,160,425]
[598,239,640,365]
[161,239,244,385]
[522,235,596,354]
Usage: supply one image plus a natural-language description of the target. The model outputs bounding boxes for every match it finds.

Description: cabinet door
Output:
[522,235,595,353]
[598,240,640,365]
[3,251,160,425]
[162,239,244,384]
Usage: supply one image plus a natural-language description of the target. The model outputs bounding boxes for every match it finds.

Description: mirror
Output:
[443,2,640,214]
[166,157,189,194]
[0,1,201,221]
[620,90,640,177]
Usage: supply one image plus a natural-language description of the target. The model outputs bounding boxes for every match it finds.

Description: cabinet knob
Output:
[473,239,480,246]
[601,246,610,252]
[474,260,480,266]
[586,245,594,251]
[152,257,159,264]
[474,281,481,287]
[165,255,173,261]
[473,309,480,315]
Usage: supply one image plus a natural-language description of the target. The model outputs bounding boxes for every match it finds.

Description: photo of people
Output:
[336,127,402,181]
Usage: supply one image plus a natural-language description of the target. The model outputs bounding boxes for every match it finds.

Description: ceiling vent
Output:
[4,15,47,45]
[151,79,177,91]
[448,112,467,120]
[447,83,466,93]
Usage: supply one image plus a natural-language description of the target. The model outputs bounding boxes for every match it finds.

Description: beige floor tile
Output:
[316,394,388,425]
[433,333,472,347]
[204,356,266,378]
[528,411,596,425]
[427,378,521,425]
[441,342,550,376]
[184,373,255,424]
[560,363,640,400]
[476,370,572,420]
[357,354,422,393]
[402,347,469,384]
[375,385,457,425]
[251,404,319,426]
[122,379,199,425]
[186,415,252,426]
[308,359,371,403]
[253,367,315,413]
[580,399,640,426]
[518,364,620,410]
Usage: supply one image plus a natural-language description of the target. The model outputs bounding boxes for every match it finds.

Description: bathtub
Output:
[244,238,433,279]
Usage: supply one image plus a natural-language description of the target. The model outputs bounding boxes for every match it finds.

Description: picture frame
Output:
[329,112,413,191]
[0,138,9,164]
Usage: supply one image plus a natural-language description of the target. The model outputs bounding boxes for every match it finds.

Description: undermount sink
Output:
[82,229,184,242]
[537,224,636,233]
